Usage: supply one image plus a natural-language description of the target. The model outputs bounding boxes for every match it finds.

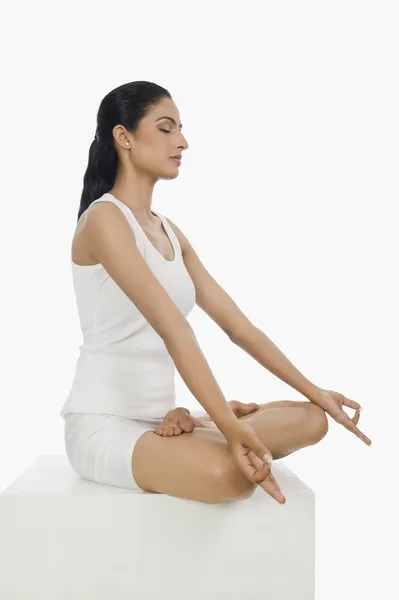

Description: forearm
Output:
[164,325,239,437]
[231,325,321,401]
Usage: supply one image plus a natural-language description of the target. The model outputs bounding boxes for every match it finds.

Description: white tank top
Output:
[60,192,196,420]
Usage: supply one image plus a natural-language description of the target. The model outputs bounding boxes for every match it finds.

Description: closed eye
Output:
[160,129,171,134]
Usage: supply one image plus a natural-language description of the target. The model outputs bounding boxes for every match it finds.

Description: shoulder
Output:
[86,200,124,218]
[83,200,131,232]
[73,202,123,264]
[82,201,140,253]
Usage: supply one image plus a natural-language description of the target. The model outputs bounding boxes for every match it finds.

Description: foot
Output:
[200,400,261,421]
[154,407,210,437]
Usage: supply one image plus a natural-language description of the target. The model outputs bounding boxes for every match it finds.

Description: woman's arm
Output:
[229,326,321,401]
[166,216,321,402]
[85,203,239,437]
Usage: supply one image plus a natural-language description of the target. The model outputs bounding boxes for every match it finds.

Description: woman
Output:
[60,81,371,505]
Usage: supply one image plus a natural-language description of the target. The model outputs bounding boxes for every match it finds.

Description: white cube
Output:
[0,454,315,599]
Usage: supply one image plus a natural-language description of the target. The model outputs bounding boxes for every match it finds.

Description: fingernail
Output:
[263,453,273,464]
[359,406,363,411]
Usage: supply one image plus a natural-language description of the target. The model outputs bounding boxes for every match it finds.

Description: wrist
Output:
[216,413,241,439]
[302,383,322,401]
[306,385,324,403]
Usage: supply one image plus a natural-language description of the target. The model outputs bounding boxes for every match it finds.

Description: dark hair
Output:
[77,81,172,222]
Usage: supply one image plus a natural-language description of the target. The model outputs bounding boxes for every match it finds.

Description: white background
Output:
[1,1,397,598]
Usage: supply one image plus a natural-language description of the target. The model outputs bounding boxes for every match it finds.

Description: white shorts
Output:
[64,413,165,492]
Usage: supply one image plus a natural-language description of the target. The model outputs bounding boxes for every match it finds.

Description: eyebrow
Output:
[155,116,183,130]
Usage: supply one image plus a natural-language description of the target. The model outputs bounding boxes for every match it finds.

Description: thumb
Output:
[262,451,273,465]
[242,423,273,464]
[253,439,273,464]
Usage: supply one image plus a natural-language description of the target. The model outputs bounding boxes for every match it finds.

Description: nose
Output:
[179,134,189,152]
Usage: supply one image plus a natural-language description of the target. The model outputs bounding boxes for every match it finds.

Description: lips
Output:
[170,154,182,160]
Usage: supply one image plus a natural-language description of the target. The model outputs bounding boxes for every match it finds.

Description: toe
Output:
[235,401,251,415]
[240,402,259,414]
[228,400,240,409]
[180,415,195,432]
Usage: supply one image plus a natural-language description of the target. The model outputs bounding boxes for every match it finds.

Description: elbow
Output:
[228,322,257,344]
[162,319,196,347]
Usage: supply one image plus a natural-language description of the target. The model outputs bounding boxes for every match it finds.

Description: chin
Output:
[163,168,180,180]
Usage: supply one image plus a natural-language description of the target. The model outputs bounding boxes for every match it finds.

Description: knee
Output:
[306,404,329,443]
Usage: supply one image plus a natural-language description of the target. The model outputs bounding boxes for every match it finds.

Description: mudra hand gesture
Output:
[312,388,372,446]
[224,421,286,504]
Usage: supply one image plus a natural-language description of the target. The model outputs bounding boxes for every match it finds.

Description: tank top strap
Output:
[89,194,147,255]
[154,212,183,261]
[90,193,183,263]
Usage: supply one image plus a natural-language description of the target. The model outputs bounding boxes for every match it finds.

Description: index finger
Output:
[342,396,361,411]
[246,455,285,503]
[345,419,372,446]
[248,450,282,493]
[258,474,286,503]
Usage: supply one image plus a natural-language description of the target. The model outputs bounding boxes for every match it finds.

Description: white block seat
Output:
[0,454,315,600]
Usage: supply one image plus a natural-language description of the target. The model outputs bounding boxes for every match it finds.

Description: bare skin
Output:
[154,401,266,436]
[131,398,328,503]
[70,97,344,503]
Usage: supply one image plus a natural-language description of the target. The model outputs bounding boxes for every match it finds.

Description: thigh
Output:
[131,426,247,504]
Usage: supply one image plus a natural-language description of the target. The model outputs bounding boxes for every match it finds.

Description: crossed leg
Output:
[198,399,329,459]
[132,399,329,502]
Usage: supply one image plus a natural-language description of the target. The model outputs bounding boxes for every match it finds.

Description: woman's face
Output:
[127,97,189,180]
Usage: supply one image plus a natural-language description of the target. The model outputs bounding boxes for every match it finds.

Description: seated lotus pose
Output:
[61,80,372,505]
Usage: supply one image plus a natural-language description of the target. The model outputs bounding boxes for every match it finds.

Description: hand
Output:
[224,421,286,504]
[312,388,372,446]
